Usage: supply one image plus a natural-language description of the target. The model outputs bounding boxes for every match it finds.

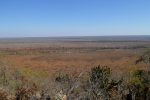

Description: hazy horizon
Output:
[0,35,150,38]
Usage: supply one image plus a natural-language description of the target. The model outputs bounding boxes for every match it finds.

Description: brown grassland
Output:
[0,39,150,100]
[0,40,148,78]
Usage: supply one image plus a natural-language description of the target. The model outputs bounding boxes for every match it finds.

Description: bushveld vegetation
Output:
[0,50,150,100]
[0,40,149,100]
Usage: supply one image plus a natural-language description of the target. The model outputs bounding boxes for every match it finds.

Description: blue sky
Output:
[0,0,150,37]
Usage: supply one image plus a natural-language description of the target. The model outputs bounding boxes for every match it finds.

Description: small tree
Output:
[136,50,150,76]
[88,65,111,100]
[128,70,149,100]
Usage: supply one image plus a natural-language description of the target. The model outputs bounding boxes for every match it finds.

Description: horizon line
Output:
[0,35,150,39]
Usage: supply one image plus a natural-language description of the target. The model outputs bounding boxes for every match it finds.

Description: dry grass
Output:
[0,40,149,99]
[0,46,147,79]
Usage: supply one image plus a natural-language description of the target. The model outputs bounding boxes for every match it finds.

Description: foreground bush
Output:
[128,70,149,100]
[88,66,111,99]
[0,62,149,100]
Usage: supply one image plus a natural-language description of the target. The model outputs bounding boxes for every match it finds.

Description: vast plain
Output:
[0,36,150,100]
[0,36,150,77]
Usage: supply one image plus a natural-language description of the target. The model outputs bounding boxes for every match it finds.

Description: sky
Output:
[0,0,150,37]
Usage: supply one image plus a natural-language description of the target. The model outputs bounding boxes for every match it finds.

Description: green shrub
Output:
[89,65,111,89]
[128,70,149,97]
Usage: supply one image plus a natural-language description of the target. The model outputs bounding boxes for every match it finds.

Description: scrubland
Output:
[0,39,149,100]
